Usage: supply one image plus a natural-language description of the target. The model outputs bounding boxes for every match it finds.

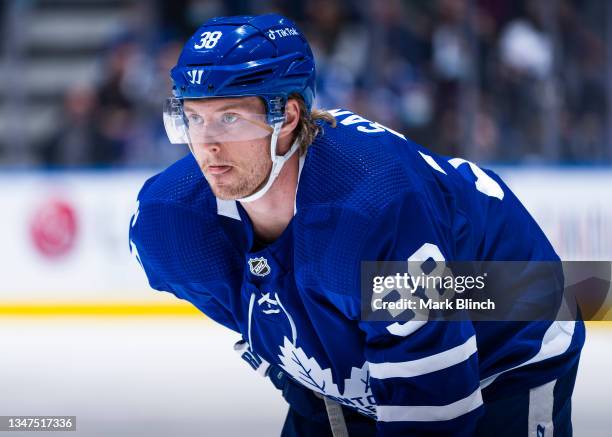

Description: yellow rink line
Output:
[0,303,611,329]
[0,302,204,317]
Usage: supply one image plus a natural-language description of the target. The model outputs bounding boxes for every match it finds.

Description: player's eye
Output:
[187,113,204,125]
[221,113,239,124]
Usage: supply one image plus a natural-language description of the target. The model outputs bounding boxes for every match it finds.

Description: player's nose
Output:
[196,141,221,154]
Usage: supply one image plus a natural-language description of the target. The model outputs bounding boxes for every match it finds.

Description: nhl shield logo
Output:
[249,257,271,277]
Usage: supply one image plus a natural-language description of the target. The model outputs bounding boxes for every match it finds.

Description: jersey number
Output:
[419,152,504,200]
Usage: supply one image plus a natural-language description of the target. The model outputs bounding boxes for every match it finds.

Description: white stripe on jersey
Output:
[528,379,556,437]
[377,387,483,422]
[369,335,477,379]
[480,321,575,390]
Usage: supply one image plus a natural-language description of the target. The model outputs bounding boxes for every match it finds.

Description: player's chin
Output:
[209,180,251,200]
[207,168,266,200]
[208,180,234,199]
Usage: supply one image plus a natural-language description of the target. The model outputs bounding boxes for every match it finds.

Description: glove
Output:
[233,339,271,377]
[233,340,328,422]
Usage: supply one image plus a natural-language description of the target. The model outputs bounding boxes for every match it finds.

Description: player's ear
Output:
[279,98,300,140]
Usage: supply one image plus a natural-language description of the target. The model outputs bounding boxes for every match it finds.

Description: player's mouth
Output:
[206,165,233,175]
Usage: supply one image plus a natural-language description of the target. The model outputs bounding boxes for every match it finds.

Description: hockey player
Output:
[129,14,584,436]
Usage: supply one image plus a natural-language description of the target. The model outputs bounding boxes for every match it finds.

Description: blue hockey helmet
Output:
[165,14,316,202]
[170,13,316,125]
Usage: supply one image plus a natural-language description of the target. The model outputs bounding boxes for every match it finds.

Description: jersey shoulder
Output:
[296,108,469,250]
[299,109,429,217]
[294,111,460,311]
[130,155,244,287]
[136,154,213,211]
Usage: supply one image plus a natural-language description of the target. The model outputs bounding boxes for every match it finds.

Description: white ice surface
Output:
[0,319,610,436]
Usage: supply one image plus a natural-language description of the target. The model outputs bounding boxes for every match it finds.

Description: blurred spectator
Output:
[42,87,114,166]
[126,38,189,165]
[95,38,143,162]
[4,0,612,166]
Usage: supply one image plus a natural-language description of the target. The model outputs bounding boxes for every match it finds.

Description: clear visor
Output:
[163,97,274,144]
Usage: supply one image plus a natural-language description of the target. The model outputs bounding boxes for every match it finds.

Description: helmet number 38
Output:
[194,31,223,49]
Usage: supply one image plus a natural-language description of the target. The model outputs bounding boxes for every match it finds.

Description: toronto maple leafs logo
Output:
[278,338,376,418]
[249,257,271,276]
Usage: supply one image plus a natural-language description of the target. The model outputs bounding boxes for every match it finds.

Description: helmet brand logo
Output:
[187,69,204,85]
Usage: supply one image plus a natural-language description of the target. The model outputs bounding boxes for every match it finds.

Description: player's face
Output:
[183,97,273,200]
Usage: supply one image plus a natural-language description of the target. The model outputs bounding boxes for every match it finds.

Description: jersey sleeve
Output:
[359,191,483,436]
[129,179,243,333]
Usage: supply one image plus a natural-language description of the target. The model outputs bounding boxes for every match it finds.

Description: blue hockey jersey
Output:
[129,109,584,436]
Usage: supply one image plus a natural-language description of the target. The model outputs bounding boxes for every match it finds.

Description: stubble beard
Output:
[207,157,272,200]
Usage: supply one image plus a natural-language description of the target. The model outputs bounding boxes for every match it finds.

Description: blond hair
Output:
[289,93,336,155]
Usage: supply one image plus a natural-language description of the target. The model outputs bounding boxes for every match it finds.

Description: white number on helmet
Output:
[194,31,223,49]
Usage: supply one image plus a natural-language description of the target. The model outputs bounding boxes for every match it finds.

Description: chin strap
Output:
[237,121,300,203]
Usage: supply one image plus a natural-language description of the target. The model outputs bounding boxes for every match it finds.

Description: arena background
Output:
[0,0,610,436]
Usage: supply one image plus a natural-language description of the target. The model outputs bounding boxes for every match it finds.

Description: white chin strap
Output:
[237,121,300,203]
